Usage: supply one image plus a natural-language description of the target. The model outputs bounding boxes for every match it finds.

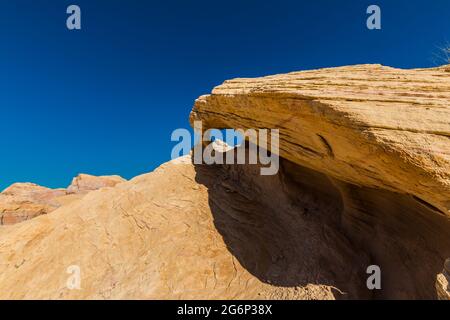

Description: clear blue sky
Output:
[0,0,449,190]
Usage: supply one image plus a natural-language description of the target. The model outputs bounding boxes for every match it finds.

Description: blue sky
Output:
[0,0,449,190]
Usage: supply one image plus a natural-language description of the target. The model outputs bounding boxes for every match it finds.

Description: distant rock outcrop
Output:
[0,64,448,299]
[66,174,126,194]
[0,174,126,225]
[0,183,66,225]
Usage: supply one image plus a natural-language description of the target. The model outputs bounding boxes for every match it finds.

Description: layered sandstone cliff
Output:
[0,64,448,299]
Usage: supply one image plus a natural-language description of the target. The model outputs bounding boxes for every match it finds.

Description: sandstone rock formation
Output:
[0,183,68,225]
[0,64,448,299]
[67,174,126,194]
[0,174,126,225]
[191,64,450,216]
[191,64,450,299]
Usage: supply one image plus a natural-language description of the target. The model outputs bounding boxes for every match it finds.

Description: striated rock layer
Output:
[0,64,448,299]
[191,64,450,215]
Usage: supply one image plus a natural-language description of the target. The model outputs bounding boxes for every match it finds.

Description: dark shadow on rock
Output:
[193,155,372,299]
[192,149,450,299]
[334,180,450,299]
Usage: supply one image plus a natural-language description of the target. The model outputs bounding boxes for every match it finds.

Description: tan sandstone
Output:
[0,64,448,299]
[0,174,126,225]
[66,174,126,194]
